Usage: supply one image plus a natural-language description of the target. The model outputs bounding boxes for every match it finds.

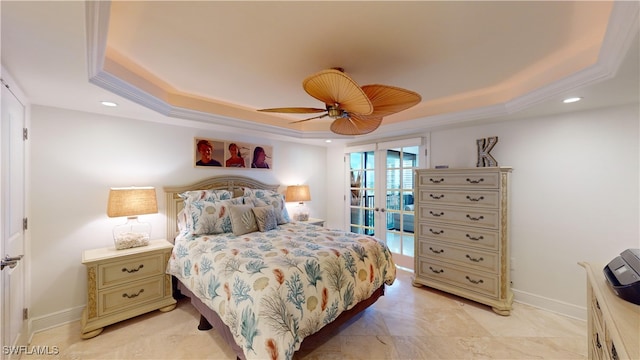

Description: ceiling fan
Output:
[257,68,422,135]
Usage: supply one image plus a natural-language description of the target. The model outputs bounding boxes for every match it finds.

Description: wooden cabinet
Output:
[81,239,176,339]
[413,167,513,315]
[580,262,639,360]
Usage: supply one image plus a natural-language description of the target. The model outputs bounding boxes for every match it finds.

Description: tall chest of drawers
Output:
[413,167,513,315]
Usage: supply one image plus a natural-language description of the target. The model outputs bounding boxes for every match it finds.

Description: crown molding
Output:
[85,1,638,140]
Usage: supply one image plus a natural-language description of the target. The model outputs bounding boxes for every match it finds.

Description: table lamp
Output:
[285,185,311,221]
[107,187,158,250]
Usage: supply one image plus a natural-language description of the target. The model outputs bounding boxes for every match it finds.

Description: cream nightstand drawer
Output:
[98,277,165,316]
[98,253,165,289]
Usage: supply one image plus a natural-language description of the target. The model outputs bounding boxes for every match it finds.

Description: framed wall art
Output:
[194,137,273,170]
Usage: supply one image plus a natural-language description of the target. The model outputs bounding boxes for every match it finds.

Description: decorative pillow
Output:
[243,188,290,224]
[229,205,258,236]
[252,205,278,232]
[184,197,243,235]
[178,189,232,204]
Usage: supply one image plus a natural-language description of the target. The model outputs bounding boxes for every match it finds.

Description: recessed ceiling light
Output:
[325,139,332,143]
[101,101,118,107]
[562,97,582,104]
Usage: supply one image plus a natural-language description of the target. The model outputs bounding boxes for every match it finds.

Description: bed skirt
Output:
[176,278,385,360]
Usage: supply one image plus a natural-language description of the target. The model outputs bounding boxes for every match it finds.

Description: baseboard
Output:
[28,305,84,341]
[513,288,587,321]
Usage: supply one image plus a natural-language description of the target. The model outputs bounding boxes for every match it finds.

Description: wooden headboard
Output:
[163,175,280,241]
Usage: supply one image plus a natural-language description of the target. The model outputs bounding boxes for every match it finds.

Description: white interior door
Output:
[1,79,27,359]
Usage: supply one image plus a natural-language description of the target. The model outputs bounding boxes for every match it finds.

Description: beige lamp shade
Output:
[107,187,158,218]
[285,185,311,203]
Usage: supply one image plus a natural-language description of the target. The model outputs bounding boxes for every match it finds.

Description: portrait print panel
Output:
[250,145,273,169]
[224,142,251,168]
[194,138,224,167]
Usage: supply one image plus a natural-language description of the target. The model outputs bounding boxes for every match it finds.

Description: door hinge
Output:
[23,308,29,320]
[23,128,28,140]
[23,218,28,231]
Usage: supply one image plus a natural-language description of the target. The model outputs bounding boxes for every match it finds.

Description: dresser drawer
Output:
[417,259,499,298]
[98,253,166,289]
[418,240,499,273]
[98,277,165,316]
[419,189,500,208]
[419,206,500,229]
[418,171,501,189]
[419,222,499,251]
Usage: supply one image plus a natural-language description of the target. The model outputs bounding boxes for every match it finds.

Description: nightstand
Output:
[80,239,176,339]
[299,218,325,227]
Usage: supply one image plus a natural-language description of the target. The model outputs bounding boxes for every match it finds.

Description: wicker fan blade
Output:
[330,115,383,135]
[360,85,422,116]
[303,69,373,115]
[257,107,326,114]
[290,113,329,124]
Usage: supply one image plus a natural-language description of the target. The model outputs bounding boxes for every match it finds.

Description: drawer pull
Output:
[465,254,484,262]
[429,247,444,254]
[429,194,445,200]
[429,211,444,217]
[466,178,484,184]
[429,229,444,235]
[429,178,444,184]
[595,333,602,349]
[122,289,144,299]
[466,234,484,241]
[466,195,484,202]
[465,276,484,285]
[122,264,144,273]
[466,214,484,221]
[429,266,444,274]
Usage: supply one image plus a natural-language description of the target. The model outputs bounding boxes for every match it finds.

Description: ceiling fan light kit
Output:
[258,68,421,135]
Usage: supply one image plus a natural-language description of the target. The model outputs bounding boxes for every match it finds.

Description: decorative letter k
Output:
[476,137,498,167]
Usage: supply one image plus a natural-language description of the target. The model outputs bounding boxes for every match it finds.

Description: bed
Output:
[163,175,396,360]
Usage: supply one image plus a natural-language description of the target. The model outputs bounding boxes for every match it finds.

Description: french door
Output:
[347,139,422,270]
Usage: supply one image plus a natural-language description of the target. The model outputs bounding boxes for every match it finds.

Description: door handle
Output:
[4,255,23,262]
[1,255,23,270]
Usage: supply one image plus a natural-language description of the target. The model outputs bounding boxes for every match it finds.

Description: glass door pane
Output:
[349,151,375,235]
[384,146,418,269]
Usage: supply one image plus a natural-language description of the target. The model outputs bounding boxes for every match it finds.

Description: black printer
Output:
[603,248,640,305]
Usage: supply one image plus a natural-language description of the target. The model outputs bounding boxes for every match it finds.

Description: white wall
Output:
[326,104,639,318]
[430,104,639,314]
[28,102,639,330]
[28,105,327,329]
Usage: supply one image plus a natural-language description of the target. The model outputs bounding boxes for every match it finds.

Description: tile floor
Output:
[22,269,587,359]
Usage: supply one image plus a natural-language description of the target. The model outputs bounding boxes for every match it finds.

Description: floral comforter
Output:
[167,222,396,360]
